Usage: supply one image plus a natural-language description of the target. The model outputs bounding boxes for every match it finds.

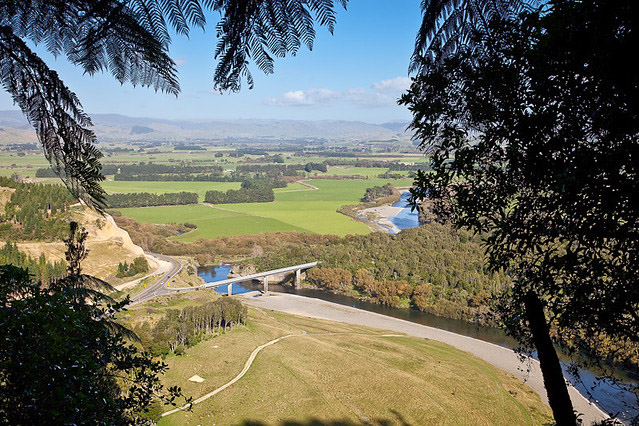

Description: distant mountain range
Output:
[0,110,411,144]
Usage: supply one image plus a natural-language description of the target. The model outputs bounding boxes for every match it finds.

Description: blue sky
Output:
[0,0,422,123]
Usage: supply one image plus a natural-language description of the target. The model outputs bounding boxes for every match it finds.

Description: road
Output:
[128,253,184,305]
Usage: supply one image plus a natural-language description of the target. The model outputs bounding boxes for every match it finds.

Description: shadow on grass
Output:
[240,409,412,426]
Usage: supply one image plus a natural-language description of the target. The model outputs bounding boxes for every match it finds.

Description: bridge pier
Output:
[263,276,269,294]
[228,282,233,296]
[295,269,301,289]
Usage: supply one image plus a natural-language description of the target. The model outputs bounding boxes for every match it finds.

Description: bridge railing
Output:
[199,261,318,289]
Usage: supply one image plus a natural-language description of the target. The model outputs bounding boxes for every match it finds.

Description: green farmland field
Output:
[115,178,413,238]
[114,203,308,239]
[102,181,242,200]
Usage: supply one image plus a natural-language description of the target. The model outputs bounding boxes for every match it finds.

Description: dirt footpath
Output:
[238,291,608,425]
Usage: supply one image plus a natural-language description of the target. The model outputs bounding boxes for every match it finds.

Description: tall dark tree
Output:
[0,0,347,209]
[0,223,188,423]
[403,0,638,423]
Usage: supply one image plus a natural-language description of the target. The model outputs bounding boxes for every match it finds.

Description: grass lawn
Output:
[155,306,552,425]
[101,180,242,200]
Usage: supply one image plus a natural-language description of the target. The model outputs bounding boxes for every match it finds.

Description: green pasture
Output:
[114,203,308,239]
[101,181,242,199]
[115,178,413,238]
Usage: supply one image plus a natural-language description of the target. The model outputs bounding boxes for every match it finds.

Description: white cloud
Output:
[265,88,339,106]
[264,76,411,108]
[371,76,411,92]
[174,57,187,66]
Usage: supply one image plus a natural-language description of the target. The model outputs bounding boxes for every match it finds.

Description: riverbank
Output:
[357,204,404,233]
[237,291,609,425]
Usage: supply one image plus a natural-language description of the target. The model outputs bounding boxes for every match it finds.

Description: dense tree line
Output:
[204,186,274,204]
[114,172,238,182]
[304,162,328,173]
[247,224,509,322]
[134,298,247,356]
[174,144,205,150]
[243,154,286,163]
[241,178,287,190]
[235,164,306,176]
[361,184,397,202]
[116,257,149,278]
[37,163,223,178]
[0,242,66,283]
[107,191,198,208]
[377,172,407,180]
[323,158,431,172]
[230,148,270,157]
[0,177,75,241]
[386,163,431,172]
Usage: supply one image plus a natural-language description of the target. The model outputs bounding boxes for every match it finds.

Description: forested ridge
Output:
[0,242,66,283]
[0,177,75,241]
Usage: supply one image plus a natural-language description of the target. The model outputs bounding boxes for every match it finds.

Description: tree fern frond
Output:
[0,26,106,210]
[211,0,347,92]
[410,0,546,73]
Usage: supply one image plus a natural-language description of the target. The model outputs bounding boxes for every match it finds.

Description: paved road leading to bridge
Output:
[129,253,183,305]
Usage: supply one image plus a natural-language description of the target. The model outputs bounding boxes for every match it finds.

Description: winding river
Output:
[197,195,637,421]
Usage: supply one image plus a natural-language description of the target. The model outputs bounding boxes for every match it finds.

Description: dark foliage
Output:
[0,222,188,423]
[410,0,543,69]
[205,186,275,204]
[304,162,328,173]
[117,256,150,278]
[0,177,75,241]
[361,183,396,202]
[135,297,247,356]
[403,0,639,419]
[107,191,198,208]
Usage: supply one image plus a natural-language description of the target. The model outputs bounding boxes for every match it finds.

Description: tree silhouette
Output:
[0,0,347,209]
[410,0,544,71]
[0,223,188,423]
[403,1,638,423]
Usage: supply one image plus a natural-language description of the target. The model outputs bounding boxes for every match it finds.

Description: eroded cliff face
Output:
[16,207,154,280]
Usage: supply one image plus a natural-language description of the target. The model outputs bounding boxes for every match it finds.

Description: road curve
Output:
[128,253,183,305]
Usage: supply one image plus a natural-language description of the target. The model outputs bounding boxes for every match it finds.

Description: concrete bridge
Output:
[199,262,318,296]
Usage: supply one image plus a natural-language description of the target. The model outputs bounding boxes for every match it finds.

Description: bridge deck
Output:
[199,262,318,289]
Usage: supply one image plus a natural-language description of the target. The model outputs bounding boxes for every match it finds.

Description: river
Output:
[387,191,420,232]
[197,194,637,421]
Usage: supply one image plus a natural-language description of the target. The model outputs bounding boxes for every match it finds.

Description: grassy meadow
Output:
[134,297,552,425]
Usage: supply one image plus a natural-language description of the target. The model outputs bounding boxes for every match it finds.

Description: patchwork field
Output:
[114,178,413,238]
[147,302,552,425]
